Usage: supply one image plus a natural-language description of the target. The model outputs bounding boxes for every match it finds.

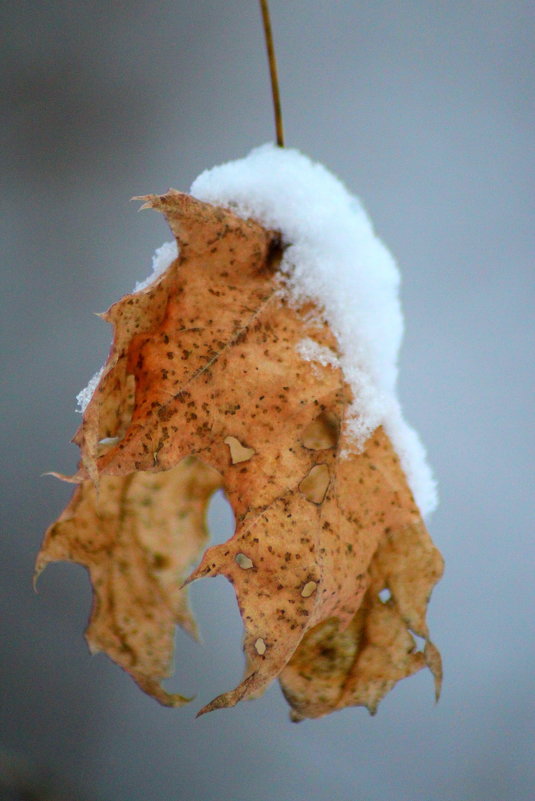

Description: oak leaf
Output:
[38,190,443,719]
[37,458,220,704]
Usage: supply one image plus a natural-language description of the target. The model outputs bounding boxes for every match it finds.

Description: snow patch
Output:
[76,366,104,414]
[134,240,178,292]
[191,144,437,515]
[297,337,341,373]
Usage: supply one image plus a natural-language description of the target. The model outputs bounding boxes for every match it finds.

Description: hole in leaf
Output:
[224,435,255,464]
[412,633,427,653]
[207,489,235,547]
[301,411,339,450]
[299,464,330,504]
[378,588,391,603]
[235,553,254,570]
[97,436,120,455]
[254,637,267,655]
[163,489,244,700]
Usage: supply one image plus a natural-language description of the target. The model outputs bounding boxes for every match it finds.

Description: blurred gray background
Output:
[1,1,533,800]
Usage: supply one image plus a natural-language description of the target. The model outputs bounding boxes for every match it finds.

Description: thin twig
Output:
[259,0,284,147]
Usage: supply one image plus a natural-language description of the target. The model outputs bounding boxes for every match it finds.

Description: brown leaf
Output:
[38,190,443,718]
[279,519,443,719]
[37,457,220,706]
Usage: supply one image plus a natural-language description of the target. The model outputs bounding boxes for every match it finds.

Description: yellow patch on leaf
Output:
[38,191,443,719]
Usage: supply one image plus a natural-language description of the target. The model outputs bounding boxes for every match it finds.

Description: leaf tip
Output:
[41,470,81,484]
[32,562,44,593]
[132,194,154,211]
[423,639,443,703]
[133,674,194,709]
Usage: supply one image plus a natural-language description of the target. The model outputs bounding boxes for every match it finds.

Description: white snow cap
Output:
[191,144,437,516]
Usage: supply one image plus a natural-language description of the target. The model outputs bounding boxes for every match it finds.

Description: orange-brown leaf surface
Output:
[37,457,220,706]
[38,191,443,718]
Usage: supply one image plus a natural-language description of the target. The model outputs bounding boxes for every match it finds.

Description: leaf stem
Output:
[259,0,284,147]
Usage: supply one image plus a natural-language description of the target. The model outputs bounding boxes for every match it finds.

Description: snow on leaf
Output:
[38,190,443,718]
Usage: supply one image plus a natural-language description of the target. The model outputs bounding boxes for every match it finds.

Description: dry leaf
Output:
[38,190,443,718]
[37,457,220,705]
